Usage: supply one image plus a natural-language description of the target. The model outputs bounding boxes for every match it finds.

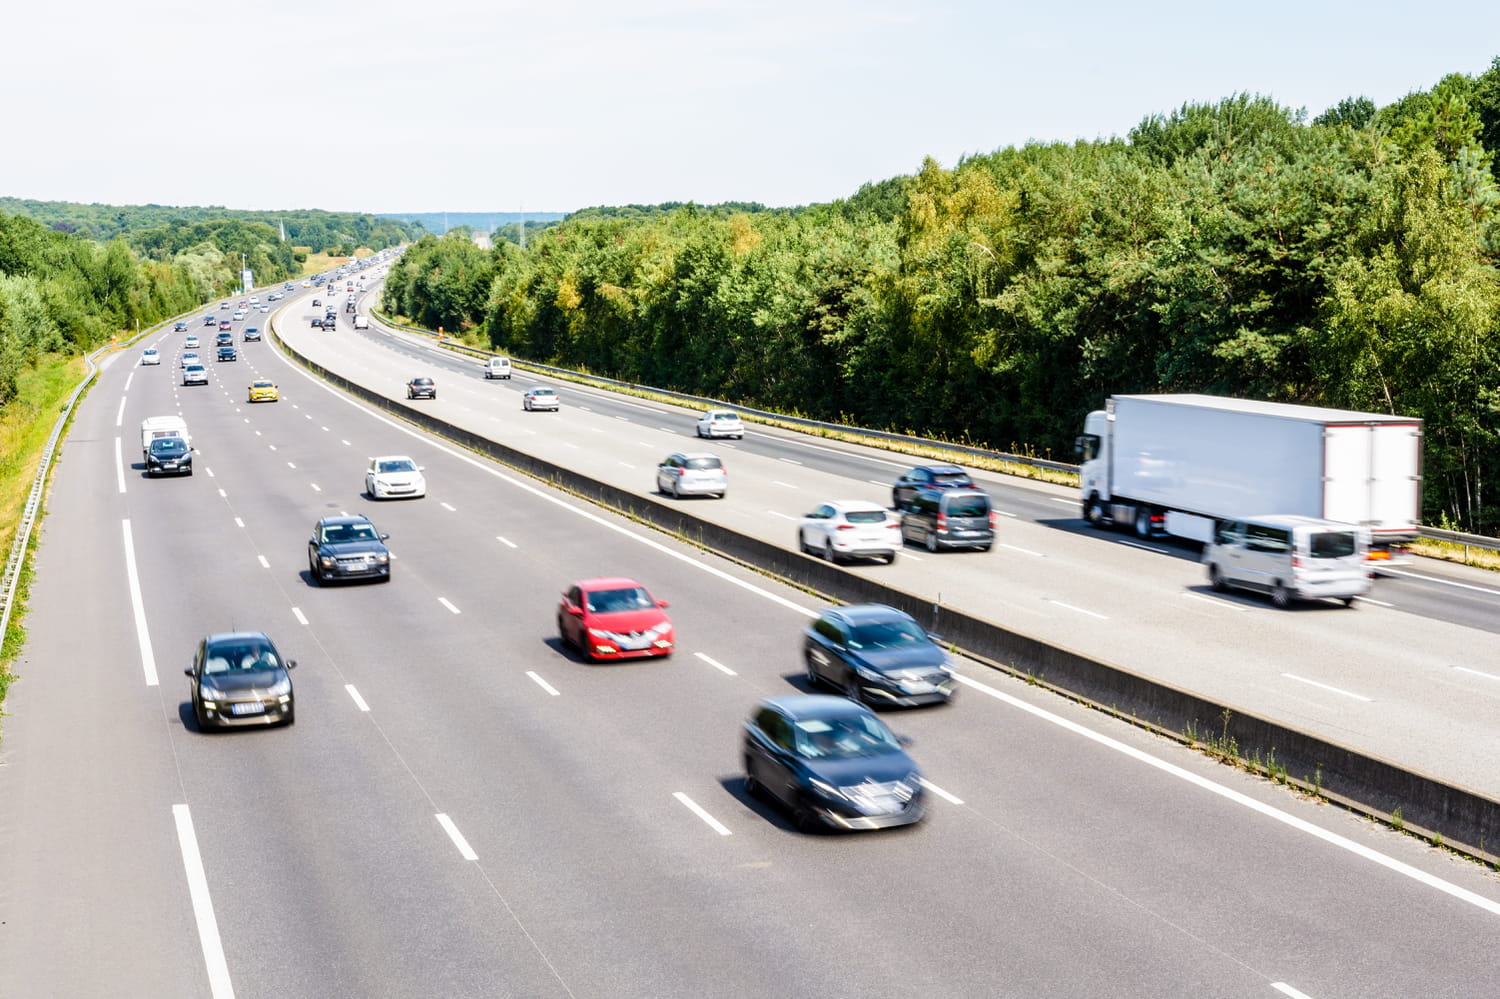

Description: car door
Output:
[805,615,843,686]
[657,454,678,492]
[752,709,799,807]
[561,586,585,646]
[801,504,832,549]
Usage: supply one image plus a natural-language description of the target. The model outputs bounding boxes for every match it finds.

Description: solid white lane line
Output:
[121,520,158,686]
[918,778,964,805]
[1381,568,1500,597]
[1049,600,1108,620]
[1272,984,1316,999]
[440,502,456,511]
[1454,665,1500,682]
[953,673,1500,918]
[435,813,478,860]
[1354,595,1393,608]
[771,480,798,489]
[779,457,803,465]
[903,552,924,562]
[438,597,461,614]
[234,517,244,528]
[767,511,798,521]
[657,426,674,433]
[618,461,636,468]
[1281,673,1372,702]
[172,805,234,999]
[114,396,126,426]
[673,792,732,836]
[257,555,270,569]
[866,479,888,486]
[115,437,125,493]
[345,684,371,711]
[1049,497,1077,506]
[1182,593,1246,612]
[496,536,518,548]
[1118,540,1168,554]
[695,652,737,676]
[995,509,1018,518]
[527,671,561,696]
[291,607,308,625]
[999,543,1043,557]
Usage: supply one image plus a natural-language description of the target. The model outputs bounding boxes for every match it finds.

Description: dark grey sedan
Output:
[185,631,296,730]
[743,695,924,831]
[307,515,391,584]
[804,604,955,707]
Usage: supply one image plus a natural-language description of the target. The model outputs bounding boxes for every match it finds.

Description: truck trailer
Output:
[1075,394,1422,558]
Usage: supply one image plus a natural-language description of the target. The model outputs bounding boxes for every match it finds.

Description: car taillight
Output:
[836,523,856,530]
[936,513,948,533]
[988,511,997,528]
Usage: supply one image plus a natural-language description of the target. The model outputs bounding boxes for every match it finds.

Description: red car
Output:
[557,577,674,661]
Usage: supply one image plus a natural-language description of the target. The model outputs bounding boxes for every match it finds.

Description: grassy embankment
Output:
[0,353,89,712]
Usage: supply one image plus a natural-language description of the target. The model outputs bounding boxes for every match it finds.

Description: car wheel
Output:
[824,539,841,564]
[883,551,897,564]
[1272,581,1291,609]
[743,761,764,800]
[308,553,324,586]
[844,672,863,704]
[1209,564,1226,592]
[716,491,726,499]
[194,701,212,732]
[670,479,680,499]
[796,530,808,555]
[925,531,939,553]
[557,616,573,649]
[282,708,296,727]
[793,797,821,834]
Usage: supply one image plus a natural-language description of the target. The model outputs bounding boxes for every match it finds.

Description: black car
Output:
[804,604,955,707]
[146,436,192,476]
[217,345,237,361]
[307,514,391,584]
[406,376,436,400]
[185,631,297,729]
[243,327,261,342]
[890,464,975,510]
[743,695,924,831]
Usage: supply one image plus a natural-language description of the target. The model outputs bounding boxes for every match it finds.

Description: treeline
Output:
[382,61,1500,534]
[0,198,422,254]
[0,214,201,402]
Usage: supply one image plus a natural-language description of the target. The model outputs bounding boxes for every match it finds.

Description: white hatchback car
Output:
[797,500,902,565]
[522,386,560,411]
[696,409,744,439]
[365,455,427,500]
[656,452,726,498]
[141,348,161,365]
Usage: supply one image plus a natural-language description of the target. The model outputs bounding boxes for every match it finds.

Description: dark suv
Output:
[804,604,955,707]
[307,515,391,585]
[897,486,994,552]
[146,436,192,476]
[890,464,974,510]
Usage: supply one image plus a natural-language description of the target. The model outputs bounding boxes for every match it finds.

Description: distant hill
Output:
[378,211,568,235]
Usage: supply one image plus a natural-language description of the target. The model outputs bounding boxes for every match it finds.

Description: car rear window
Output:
[1308,531,1357,559]
[944,495,990,517]
[933,470,971,484]
[844,510,888,524]
[685,457,722,470]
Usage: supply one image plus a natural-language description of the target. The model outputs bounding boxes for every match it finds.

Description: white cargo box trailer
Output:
[140,415,191,458]
[1075,394,1422,555]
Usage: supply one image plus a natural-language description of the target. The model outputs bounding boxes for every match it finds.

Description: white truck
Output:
[1075,394,1423,559]
[141,415,191,458]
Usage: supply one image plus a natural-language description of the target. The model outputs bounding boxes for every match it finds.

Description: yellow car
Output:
[248,379,279,403]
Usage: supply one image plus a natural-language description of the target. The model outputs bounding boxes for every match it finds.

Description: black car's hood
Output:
[318,540,388,557]
[201,669,285,692]
[802,751,917,787]
[850,643,948,675]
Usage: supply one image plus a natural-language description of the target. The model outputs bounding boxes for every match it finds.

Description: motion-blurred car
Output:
[217,345,237,361]
[743,695,924,831]
[307,515,391,585]
[184,631,296,730]
[184,335,200,349]
[203,315,217,326]
[656,452,726,498]
[173,321,189,332]
[243,327,261,341]
[247,379,279,403]
[365,455,426,499]
[557,577,673,661]
[797,500,901,564]
[146,436,192,476]
[218,320,232,331]
[696,409,744,439]
[141,347,161,365]
[406,376,436,400]
[804,604,955,707]
[180,351,200,367]
[182,364,208,386]
[890,464,975,510]
[522,386,558,411]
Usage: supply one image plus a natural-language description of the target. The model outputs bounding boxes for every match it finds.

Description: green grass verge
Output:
[0,353,88,713]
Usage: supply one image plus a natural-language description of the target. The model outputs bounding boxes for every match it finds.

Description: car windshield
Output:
[253,381,272,388]
[151,439,187,455]
[378,459,416,473]
[792,715,902,759]
[205,644,280,673]
[323,523,378,543]
[685,457,722,470]
[843,510,888,524]
[846,617,926,650]
[585,587,654,613]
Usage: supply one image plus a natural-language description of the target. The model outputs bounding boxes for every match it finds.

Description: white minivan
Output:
[1203,514,1372,608]
[485,357,512,379]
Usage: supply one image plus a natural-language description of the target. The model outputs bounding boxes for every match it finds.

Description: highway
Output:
[289,277,1500,799]
[1,276,1499,997]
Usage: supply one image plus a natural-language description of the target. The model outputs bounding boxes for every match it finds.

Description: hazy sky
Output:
[5,1,1498,215]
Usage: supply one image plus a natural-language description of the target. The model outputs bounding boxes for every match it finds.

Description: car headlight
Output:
[375,553,389,563]
[808,779,847,801]
[587,628,611,638]
[265,676,291,697]
[199,682,225,699]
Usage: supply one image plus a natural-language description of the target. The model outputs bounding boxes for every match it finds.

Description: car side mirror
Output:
[897,734,914,748]
[380,533,390,540]
[657,600,670,609]
[566,606,583,617]
[286,660,298,670]
[183,668,194,677]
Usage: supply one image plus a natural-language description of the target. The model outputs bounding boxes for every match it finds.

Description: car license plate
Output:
[231,701,265,716]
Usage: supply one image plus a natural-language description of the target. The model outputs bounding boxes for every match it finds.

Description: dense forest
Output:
[0,199,423,254]
[381,61,1500,534]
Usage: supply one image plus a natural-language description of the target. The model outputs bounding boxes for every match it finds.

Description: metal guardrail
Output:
[368,311,1500,554]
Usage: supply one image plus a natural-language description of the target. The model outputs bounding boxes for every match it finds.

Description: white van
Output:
[352,315,370,329]
[485,357,512,379]
[1203,514,1372,608]
[140,415,191,458]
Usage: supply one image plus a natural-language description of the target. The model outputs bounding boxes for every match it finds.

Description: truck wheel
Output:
[1084,496,1105,528]
[1133,506,1153,538]
[1271,582,1291,609]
